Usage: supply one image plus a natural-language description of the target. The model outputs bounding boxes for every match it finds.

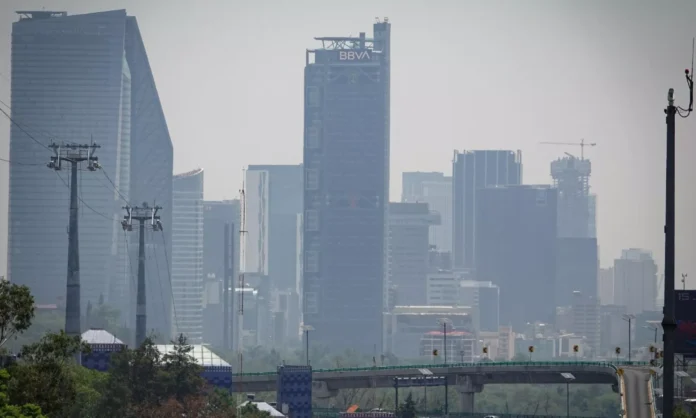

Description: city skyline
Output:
[2,1,694,278]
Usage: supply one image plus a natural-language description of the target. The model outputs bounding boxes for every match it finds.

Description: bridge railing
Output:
[312,408,603,418]
[233,360,649,377]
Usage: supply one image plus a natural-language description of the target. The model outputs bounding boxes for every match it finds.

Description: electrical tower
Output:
[121,202,163,346]
[47,142,100,350]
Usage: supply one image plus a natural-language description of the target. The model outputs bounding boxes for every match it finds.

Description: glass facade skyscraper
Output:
[452,150,522,269]
[302,21,391,353]
[7,10,173,340]
[172,169,204,343]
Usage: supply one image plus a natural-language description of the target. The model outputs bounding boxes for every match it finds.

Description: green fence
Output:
[234,360,649,377]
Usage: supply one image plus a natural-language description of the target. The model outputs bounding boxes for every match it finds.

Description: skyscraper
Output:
[302,20,391,353]
[7,10,173,339]
[402,172,453,252]
[202,200,240,347]
[613,249,658,315]
[172,169,204,342]
[387,202,439,306]
[550,155,596,238]
[556,237,598,306]
[246,165,303,292]
[452,150,522,269]
[475,185,557,329]
[125,14,174,340]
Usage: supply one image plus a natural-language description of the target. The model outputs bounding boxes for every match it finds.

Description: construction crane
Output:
[539,138,597,160]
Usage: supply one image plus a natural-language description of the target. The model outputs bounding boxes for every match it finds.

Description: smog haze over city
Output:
[0,1,694,416]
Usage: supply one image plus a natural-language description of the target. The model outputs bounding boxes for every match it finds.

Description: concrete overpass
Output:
[233,360,652,413]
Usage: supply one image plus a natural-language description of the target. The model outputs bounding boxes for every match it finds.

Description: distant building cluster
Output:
[4,11,662,362]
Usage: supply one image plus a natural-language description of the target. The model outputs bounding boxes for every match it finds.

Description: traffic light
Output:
[615,347,621,354]
[482,347,488,354]
[657,351,664,359]
[573,345,579,353]
[528,346,534,353]
[649,346,656,353]
[432,349,439,356]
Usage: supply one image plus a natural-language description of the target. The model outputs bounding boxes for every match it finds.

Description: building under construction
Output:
[550,154,596,239]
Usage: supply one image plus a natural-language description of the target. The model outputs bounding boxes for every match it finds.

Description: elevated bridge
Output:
[233,360,655,415]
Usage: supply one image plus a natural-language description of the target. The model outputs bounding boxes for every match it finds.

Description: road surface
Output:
[623,368,653,418]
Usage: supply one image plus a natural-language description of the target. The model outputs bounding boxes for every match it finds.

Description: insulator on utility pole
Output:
[121,202,162,347]
[47,141,100,364]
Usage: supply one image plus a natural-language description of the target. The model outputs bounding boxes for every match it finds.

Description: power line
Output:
[0,107,51,150]
[54,171,112,221]
[0,157,44,166]
[158,230,179,332]
[102,170,129,204]
[148,232,168,324]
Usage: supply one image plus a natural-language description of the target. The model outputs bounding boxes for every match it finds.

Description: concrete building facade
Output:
[613,249,658,315]
[401,172,452,252]
[388,202,439,306]
[247,165,303,292]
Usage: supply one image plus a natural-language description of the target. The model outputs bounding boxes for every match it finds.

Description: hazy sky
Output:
[1,0,695,286]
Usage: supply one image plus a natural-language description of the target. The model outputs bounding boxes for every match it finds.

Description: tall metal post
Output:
[47,142,100,358]
[566,381,570,418]
[663,88,677,418]
[223,223,230,350]
[121,202,162,346]
[443,322,447,365]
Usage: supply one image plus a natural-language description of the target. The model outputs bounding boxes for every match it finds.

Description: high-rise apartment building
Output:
[475,185,557,329]
[302,21,390,353]
[452,150,522,269]
[387,202,438,306]
[246,165,303,292]
[172,169,204,342]
[7,10,173,338]
[402,172,452,252]
[613,249,658,315]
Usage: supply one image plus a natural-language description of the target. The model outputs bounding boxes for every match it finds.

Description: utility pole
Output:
[663,60,693,418]
[47,142,100,353]
[121,202,162,347]
[223,222,235,350]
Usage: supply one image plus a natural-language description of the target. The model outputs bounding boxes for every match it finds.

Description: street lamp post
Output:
[439,318,452,364]
[302,325,314,366]
[622,314,635,362]
[561,373,575,418]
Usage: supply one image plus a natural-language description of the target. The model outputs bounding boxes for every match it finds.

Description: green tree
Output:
[8,331,89,418]
[0,369,45,418]
[97,337,167,417]
[240,402,272,418]
[161,333,205,402]
[399,393,417,418]
[0,281,35,349]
